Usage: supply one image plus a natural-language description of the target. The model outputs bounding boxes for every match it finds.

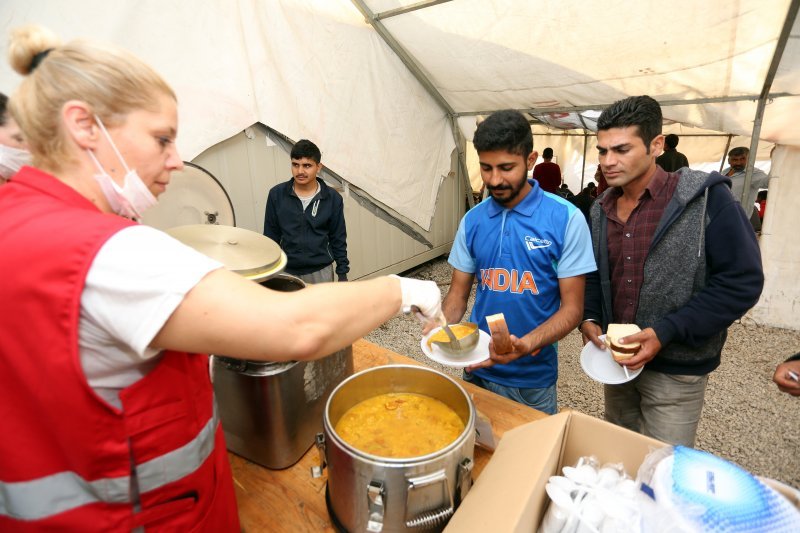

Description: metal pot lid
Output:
[166,224,286,280]
[141,162,235,230]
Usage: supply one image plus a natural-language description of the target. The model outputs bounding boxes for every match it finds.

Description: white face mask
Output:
[0,144,32,182]
[86,115,157,220]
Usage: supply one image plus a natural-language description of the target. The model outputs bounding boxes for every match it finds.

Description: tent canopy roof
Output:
[364,0,799,146]
[1,0,797,229]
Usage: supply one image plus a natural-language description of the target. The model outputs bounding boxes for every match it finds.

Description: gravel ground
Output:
[365,256,800,488]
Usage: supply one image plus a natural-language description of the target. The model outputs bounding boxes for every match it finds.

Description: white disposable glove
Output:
[390,275,442,322]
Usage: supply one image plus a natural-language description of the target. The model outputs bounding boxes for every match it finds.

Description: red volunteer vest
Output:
[0,167,239,531]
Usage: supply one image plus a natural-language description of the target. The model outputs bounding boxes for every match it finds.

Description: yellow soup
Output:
[335,392,465,458]
[427,324,475,347]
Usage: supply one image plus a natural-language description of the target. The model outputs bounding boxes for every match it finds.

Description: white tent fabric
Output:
[2,0,798,230]
[0,0,454,230]
[2,0,799,329]
[382,0,796,146]
[3,0,797,231]
[751,145,800,330]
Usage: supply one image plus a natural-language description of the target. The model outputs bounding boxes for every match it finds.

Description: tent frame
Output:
[351,0,473,210]
[353,0,799,204]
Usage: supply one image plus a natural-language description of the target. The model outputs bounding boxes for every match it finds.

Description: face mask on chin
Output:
[0,144,32,182]
[86,115,157,220]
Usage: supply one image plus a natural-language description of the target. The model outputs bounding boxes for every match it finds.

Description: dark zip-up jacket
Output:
[263,178,349,280]
[583,168,764,375]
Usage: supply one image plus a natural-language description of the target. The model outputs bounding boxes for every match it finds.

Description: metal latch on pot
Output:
[404,469,454,529]
[456,457,473,505]
[310,433,326,478]
[367,480,385,532]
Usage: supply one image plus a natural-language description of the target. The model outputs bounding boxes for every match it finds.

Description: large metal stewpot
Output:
[212,273,353,469]
[315,365,475,532]
[165,223,353,470]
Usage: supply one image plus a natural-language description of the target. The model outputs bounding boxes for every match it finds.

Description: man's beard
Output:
[488,180,525,205]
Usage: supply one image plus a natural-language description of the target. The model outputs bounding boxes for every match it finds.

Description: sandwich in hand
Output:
[486,313,512,355]
[605,323,642,363]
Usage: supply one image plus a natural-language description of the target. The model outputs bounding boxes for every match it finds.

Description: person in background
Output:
[721,146,769,232]
[655,133,689,172]
[0,91,29,184]
[532,146,561,194]
[756,189,767,221]
[594,164,609,195]
[773,352,800,396]
[557,182,575,200]
[264,139,349,283]
[0,25,442,530]
[440,110,596,415]
[572,182,597,223]
[581,95,764,447]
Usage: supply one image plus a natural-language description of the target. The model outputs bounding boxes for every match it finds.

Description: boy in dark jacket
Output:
[264,140,349,283]
[580,96,763,446]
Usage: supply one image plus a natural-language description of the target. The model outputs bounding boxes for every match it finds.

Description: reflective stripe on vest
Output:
[0,405,219,521]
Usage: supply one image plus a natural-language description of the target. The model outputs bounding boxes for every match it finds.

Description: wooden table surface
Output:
[229,339,547,532]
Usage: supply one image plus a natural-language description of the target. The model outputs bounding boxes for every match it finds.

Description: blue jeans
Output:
[463,372,557,415]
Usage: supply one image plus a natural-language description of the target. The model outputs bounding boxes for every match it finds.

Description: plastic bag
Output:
[539,456,643,533]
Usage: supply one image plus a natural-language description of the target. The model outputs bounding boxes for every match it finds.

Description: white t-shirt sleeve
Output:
[557,210,597,278]
[81,225,223,358]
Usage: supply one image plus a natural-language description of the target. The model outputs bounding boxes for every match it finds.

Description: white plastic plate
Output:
[580,334,643,384]
[420,327,491,369]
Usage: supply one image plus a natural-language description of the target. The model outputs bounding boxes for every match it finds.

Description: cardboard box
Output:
[446,410,666,532]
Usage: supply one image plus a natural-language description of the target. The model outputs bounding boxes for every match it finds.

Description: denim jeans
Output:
[604,369,708,446]
[463,371,558,415]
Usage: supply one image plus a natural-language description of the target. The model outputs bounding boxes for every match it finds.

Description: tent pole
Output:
[577,114,590,190]
[741,0,799,202]
[451,115,474,209]
[350,0,473,211]
[580,132,588,190]
[375,0,454,20]
[720,135,733,173]
[455,92,792,118]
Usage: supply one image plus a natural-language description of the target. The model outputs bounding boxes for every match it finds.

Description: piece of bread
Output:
[604,323,642,362]
[486,313,512,354]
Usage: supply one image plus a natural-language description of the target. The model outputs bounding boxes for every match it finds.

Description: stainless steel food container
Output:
[212,273,353,469]
[316,365,475,532]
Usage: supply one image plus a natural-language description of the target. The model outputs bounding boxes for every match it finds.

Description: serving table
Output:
[229,339,547,532]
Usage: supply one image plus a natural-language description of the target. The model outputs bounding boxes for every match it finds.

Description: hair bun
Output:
[8,25,61,75]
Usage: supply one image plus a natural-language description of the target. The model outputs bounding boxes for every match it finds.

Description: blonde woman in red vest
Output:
[0,25,441,532]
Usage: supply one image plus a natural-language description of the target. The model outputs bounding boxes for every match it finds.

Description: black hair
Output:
[664,134,679,149]
[543,147,554,159]
[0,92,8,126]
[597,95,662,153]
[290,139,321,163]
[728,146,749,157]
[473,110,532,158]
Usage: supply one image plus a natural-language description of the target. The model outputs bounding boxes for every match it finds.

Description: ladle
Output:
[411,308,479,355]
[430,318,480,355]
[437,313,463,352]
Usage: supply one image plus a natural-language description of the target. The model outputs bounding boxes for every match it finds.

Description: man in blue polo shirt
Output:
[442,110,596,414]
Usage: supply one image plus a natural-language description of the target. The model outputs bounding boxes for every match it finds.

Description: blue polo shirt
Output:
[449,180,596,388]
